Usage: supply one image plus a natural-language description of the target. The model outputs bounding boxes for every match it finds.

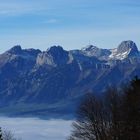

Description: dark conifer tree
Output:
[0,127,3,140]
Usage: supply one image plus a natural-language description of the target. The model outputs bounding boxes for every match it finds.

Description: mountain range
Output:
[0,40,140,118]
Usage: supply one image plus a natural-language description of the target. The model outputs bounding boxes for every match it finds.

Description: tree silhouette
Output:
[0,127,3,140]
[120,76,140,140]
[2,130,20,140]
[68,77,140,140]
[0,128,21,140]
[68,94,110,140]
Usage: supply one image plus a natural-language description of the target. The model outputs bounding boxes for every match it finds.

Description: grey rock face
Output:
[81,45,111,60]
[117,40,138,54]
[36,46,70,67]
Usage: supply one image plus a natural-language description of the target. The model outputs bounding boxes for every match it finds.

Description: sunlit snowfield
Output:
[0,117,73,140]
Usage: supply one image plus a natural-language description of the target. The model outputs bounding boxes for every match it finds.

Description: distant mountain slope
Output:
[0,40,140,117]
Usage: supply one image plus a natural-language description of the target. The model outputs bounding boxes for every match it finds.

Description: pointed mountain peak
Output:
[47,45,64,53]
[7,45,22,54]
[117,40,138,53]
[47,45,63,51]
[109,41,139,60]
[82,45,98,51]
[47,45,68,58]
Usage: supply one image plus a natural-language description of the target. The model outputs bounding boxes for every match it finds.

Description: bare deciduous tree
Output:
[69,77,140,140]
[1,129,21,140]
[68,94,110,140]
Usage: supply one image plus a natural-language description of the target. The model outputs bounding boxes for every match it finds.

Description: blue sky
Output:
[0,0,140,53]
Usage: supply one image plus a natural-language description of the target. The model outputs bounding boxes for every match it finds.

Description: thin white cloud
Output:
[44,19,58,24]
[0,1,47,16]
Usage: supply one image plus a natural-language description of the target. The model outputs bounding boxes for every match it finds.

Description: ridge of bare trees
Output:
[69,76,140,140]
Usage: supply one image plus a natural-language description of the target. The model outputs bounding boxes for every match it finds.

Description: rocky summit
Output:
[0,40,140,117]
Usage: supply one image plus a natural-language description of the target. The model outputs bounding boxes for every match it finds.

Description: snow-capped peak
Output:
[109,40,139,60]
[81,45,100,57]
[109,48,131,60]
[117,40,138,53]
[82,45,98,52]
[80,45,111,60]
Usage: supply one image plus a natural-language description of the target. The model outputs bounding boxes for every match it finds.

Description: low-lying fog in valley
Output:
[0,117,72,140]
